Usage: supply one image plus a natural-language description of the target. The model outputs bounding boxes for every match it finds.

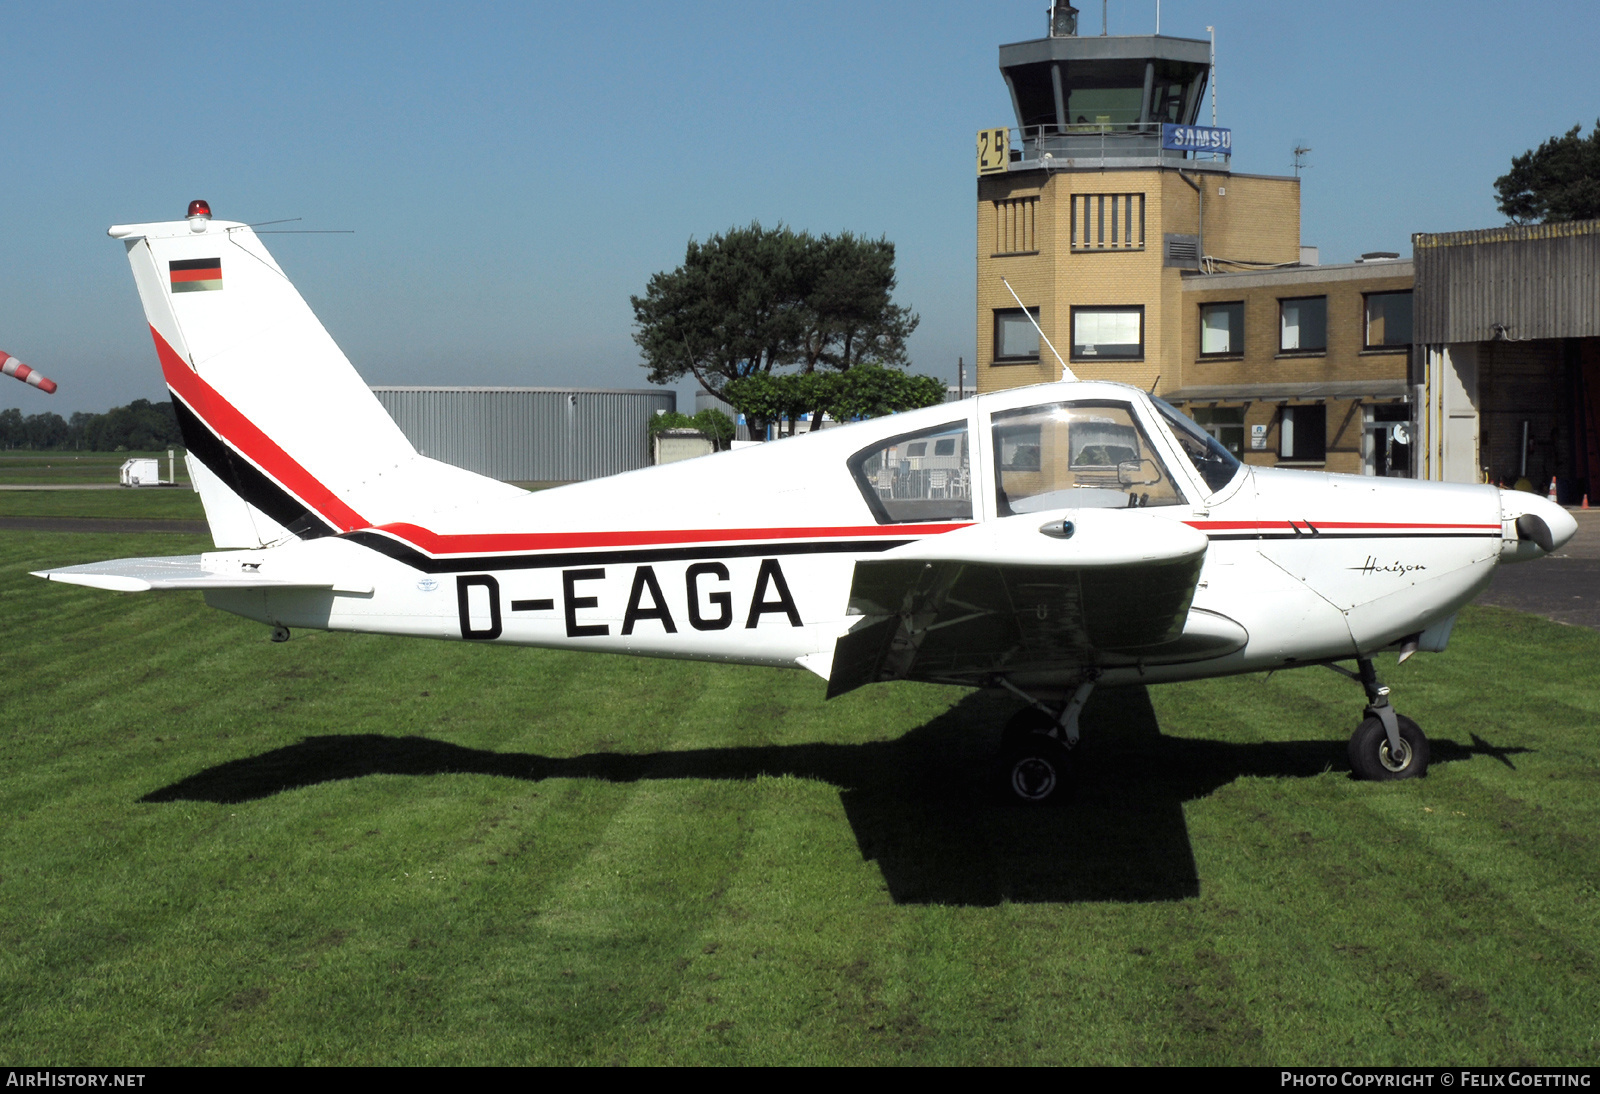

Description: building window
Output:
[1280,296,1327,352]
[994,198,1038,255]
[1070,193,1146,251]
[1199,302,1244,356]
[994,307,1041,362]
[1280,405,1326,462]
[1190,406,1245,459]
[1071,306,1144,360]
[1365,291,1413,348]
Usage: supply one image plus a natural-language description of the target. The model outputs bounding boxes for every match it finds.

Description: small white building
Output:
[119,458,161,487]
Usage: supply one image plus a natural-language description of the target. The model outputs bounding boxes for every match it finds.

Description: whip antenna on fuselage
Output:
[1001,277,1075,381]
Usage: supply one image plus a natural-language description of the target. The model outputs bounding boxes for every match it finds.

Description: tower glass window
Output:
[1280,296,1327,352]
[1071,306,1143,360]
[1199,302,1244,356]
[994,308,1041,362]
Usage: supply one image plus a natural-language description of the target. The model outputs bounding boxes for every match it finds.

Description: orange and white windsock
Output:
[1,352,57,394]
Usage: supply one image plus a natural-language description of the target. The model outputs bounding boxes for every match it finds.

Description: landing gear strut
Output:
[1332,657,1430,781]
[993,675,1097,805]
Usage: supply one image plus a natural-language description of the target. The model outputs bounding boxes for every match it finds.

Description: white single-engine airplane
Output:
[35,202,1577,803]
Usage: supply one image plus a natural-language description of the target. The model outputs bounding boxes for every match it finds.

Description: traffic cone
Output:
[1584,494,1591,510]
[1548,476,1558,502]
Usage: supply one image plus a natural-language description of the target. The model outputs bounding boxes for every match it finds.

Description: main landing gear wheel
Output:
[998,737,1074,805]
[1348,713,1429,781]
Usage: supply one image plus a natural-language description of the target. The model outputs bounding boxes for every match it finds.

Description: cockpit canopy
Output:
[847,389,1242,524]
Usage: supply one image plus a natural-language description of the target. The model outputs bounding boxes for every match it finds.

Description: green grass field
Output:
[0,450,203,522]
[1,529,1597,1064]
[0,451,190,487]
[0,488,204,521]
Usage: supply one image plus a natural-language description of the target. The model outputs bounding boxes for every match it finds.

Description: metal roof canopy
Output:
[1413,219,1600,344]
[1162,380,1411,404]
[998,33,1212,67]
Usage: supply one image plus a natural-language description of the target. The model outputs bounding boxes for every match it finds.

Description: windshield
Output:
[1150,397,1244,494]
[992,400,1185,514]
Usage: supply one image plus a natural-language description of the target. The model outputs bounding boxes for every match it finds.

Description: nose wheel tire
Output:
[998,739,1074,805]
[1348,713,1429,781]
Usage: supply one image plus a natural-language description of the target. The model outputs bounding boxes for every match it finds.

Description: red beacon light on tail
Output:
[187,199,211,232]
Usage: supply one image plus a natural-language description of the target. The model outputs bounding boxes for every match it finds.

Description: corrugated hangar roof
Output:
[1413,219,1600,343]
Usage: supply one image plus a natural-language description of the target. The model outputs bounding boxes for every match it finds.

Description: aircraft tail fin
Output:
[110,204,522,549]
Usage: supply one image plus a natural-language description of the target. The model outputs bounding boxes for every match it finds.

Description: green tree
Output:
[723,365,946,440]
[691,408,736,449]
[826,364,947,421]
[793,233,918,373]
[0,408,23,449]
[1494,121,1600,224]
[646,408,736,451]
[23,412,68,449]
[632,223,815,395]
[631,223,923,437]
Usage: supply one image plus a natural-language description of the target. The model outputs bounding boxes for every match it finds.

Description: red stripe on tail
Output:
[148,326,367,532]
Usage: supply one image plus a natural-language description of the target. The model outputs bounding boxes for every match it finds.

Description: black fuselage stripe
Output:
[341,532,913,573]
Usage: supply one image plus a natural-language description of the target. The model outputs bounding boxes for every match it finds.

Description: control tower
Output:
[999,11,1214,170]
[976,2,1302,395]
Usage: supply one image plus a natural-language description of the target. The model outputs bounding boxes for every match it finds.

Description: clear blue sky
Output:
[2,0,1597,416]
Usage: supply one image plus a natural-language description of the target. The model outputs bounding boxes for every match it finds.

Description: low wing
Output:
[826,509,1233,697]
[31,555,366,594]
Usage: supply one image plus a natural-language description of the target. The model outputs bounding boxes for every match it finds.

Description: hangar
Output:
[1413,219,1600,498]
[371,386,675,485]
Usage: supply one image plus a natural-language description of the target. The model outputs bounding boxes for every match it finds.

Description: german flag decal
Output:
[170,258,222,293]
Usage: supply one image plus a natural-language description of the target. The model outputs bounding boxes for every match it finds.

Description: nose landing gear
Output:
[1333,657,1430,781]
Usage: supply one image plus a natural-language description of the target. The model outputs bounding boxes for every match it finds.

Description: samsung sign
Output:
[1162,124,1232,153]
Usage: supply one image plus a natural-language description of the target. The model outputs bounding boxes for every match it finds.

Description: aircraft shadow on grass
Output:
[142,688,1525,907]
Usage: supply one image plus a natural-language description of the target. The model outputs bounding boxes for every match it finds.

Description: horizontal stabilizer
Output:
[31,555,365,594]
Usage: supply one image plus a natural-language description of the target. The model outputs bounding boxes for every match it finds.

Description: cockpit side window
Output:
[849,421,973,524]
[992,401,1185,515]
[1150,396,1244,495]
